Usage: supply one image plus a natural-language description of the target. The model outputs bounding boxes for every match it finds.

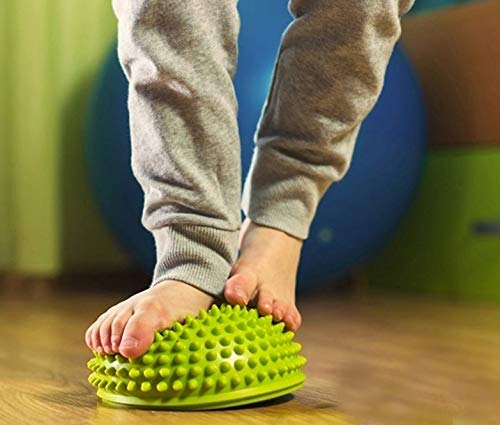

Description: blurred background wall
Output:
[370,0,500,299]
[1,0,498,300]
[0,0,129,277]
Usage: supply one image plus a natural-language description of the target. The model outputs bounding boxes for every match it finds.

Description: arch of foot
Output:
[88,304,306,398]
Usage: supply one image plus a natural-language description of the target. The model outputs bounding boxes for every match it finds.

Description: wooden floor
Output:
[1,284,499,425]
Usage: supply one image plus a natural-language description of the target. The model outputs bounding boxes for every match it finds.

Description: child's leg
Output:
[86,0,242,358]
[225,0,415,325]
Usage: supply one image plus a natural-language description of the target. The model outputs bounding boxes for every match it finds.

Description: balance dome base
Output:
[98,373,305,410]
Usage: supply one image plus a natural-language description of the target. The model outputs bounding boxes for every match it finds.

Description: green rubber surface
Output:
[88,303,307,410]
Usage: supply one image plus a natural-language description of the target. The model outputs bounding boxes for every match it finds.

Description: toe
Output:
[90,314,107,354]
[111,309,133,352]
[257,291,274,316]
[272,301,285,322]
[293,308,303,329]
[85,324,94,351]
[119,308,169,358]
[283,306,302,332]
[99,314,117,354]
[224,270,257,306]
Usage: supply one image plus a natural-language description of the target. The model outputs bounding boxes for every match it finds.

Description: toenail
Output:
[234,289,247,303]
[120,338,139,349]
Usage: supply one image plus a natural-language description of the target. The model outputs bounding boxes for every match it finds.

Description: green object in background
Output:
[0,1,13,272]
[0,0,130,276]
[88,304,306,410]
[369,148,500,301]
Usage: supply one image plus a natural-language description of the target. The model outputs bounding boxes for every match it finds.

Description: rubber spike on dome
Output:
[88,304,306,410]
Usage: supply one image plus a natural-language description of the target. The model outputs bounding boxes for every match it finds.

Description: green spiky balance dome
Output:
[88,303,306,410]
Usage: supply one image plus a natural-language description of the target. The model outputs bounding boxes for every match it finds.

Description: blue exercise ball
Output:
[86,1,426,294]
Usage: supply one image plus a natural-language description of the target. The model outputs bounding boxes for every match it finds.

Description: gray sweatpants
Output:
[111,0,414,299]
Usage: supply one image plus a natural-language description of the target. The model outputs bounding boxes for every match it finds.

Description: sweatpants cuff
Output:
[151,225,240,300]
[241,147,326,241]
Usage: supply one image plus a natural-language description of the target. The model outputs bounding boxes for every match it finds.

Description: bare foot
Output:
[85,280,215,358]
[224,218,303,332]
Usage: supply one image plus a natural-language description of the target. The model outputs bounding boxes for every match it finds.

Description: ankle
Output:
[241,220,303,251]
